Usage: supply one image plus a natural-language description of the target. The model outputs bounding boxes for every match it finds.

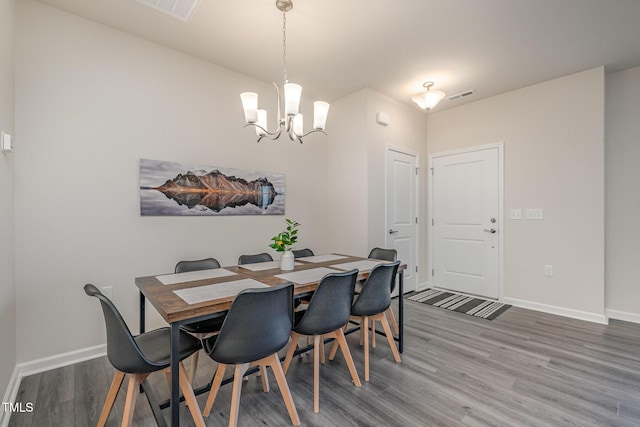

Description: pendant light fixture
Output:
[411,82,446,111]
[240,0,329,143]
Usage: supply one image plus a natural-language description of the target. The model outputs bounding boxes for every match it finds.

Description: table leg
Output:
[139,291,146,334]
[170,323,181,426]
[398,270,404,353]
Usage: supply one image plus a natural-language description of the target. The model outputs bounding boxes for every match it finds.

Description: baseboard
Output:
[605,309,640,325]
[502,297,608,325]
[17,344,106,378]
[0,366,20,427]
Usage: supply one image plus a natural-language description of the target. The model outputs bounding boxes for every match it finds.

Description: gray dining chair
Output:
[238,252,273,265]
[367,247,399,335]
[282,269,361,413]
[332,261,401,381]
[292,248,314,258]
[84,284,205,427]
[201,283,300,427]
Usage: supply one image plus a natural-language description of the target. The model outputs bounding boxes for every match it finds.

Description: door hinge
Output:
[432,218,434,226]
[431,268,434,276]
[416,266,418,273]
[416,167,419,175]
[430,168,434,176]
[415,217,418,224]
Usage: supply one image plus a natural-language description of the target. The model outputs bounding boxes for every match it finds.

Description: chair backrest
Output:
[294,269,358,336]
[175,257,221,273]
[351,261,400,317]
[238,252,273,265]
[84,284,158,373]
[205,283,294,364]
[368,247,397,262]
[292,248,314,258]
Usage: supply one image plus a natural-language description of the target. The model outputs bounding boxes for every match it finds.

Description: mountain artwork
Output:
[139,159,285,216]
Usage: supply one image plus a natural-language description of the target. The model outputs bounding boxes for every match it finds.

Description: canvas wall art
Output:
[139,159,285,216]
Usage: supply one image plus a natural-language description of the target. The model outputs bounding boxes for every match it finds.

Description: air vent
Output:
[136,0,201,22]
[448,90,477,101]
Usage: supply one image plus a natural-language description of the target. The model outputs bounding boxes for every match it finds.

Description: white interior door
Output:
[386,148,418,295]
[431,145,501,299]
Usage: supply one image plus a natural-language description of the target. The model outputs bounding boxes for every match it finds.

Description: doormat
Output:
[407,288,511,320]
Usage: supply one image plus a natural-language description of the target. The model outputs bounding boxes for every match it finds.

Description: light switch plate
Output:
[510,209,522,220]
[526,208,544,220]
[1,132,12,153]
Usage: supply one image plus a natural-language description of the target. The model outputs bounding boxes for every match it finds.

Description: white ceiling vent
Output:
[136,0,201,22]
[448,90,477,101]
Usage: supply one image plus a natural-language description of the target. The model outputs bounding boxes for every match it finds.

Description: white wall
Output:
[427,68,606,319]
[14,0,329,363]
[605,65,640,322]
[327,88,428,279]
[0,0,16,400]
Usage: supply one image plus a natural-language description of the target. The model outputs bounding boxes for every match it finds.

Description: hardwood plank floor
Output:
[8,300,640,426]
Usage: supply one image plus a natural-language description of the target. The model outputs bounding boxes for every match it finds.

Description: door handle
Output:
[483,228,497,234]
[389,229,399,235]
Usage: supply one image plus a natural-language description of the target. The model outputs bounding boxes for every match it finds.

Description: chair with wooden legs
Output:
[292,248,314,258]
[201,283,300,427]
[83,284,205,427]
[238,252,273,265]
[174,258,226,385]
[332,261,401,381]
[282,269,361,413]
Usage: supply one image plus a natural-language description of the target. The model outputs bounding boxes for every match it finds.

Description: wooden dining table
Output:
[135,253,406,426]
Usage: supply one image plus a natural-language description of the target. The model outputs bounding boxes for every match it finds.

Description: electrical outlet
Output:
[101,286,113,299]
[544,265,554,277]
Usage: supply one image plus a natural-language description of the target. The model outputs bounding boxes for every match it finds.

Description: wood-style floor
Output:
[8,299,640,426]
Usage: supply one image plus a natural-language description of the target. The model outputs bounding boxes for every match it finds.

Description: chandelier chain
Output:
[282,10,287,83]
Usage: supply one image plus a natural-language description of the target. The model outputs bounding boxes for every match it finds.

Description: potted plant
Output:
[269,218,300,270]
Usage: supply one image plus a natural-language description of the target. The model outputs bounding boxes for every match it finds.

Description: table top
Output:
[135,254,405,324]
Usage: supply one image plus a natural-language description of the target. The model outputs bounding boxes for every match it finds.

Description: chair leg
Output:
[282,332,301,374]
[178,362,206,427]
[313,335,321,413]
[122,373,147,427]
[188,349,200,385]
[203,363,227,417]
[375,312,401,363]
[97,370,125,427]
[259,364,270,392]
[371,319,376,348]
[363,315,370,382]
[328,338,339,360]
[264,353,300,426]
[333,328,361,387]
[320,336,326,365]
[228,363,250,427]
[386,306,399,335]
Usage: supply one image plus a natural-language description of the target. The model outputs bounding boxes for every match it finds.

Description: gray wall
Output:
[605,65,640,322]
[0,0,16,403]
[427,68,606,320]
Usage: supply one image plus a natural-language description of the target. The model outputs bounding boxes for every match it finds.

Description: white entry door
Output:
[431,145,502,299]
[386,148,418,295]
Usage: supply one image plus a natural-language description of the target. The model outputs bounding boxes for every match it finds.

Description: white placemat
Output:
[239,260,302,271]
[155,268,237,285]
[173,278,269,305]
[299,254,348,263]
[330,259,382,272]
[275,267,340,284]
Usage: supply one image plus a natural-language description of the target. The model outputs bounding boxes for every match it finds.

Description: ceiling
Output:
[33,0,640,112]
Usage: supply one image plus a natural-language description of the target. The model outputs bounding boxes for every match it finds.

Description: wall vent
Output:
[448,90,477,101]
[136,0,201,22]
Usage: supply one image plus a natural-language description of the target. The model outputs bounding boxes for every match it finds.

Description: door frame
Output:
[385,144,420,292]
[428,142,505,300]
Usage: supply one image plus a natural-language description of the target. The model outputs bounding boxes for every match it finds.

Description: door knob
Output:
[483,228,497,234]
[389,229,399,234]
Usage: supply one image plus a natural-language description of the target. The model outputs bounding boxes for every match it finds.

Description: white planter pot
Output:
[280,250,295,270]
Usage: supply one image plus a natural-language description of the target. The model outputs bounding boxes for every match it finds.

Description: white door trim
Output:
[385,144,419,291]
[428,142,504,300]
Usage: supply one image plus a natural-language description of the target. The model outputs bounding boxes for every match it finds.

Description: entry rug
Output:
[407,288,511,320]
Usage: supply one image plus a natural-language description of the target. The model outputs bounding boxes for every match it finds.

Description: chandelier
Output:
[240,0,329,143]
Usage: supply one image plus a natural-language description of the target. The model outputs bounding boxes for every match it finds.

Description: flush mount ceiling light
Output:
[411,82,446,111]
[240,0,329,143]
